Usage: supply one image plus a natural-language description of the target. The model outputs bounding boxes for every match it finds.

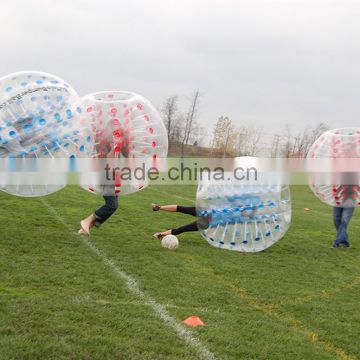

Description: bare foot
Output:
[80,214,95,235]
[151,203,161,211]
[80,221,90,235]
[153,230,171,239]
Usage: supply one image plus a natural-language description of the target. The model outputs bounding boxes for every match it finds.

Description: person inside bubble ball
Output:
[78,122,128,235]
[151,203,258,240]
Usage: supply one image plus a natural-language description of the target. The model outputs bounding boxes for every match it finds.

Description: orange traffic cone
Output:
[183,316,205,327]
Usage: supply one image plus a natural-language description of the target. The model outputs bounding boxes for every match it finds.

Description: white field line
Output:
[41,198,217,360]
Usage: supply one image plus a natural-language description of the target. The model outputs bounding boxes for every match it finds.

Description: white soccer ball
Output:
[161,235,179,250]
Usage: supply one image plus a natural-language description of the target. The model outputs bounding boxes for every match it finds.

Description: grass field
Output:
[1,185,360,360]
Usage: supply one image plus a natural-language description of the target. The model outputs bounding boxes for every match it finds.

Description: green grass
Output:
[0,185,359,360]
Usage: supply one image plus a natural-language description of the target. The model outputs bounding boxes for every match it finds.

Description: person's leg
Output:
[334,207,355,246]
[171,221,198,235]
[176,206,196,216]
[80,213,96,235]
[151,205,196,216]
[80,195,118,235]
[154,221,198,239]
[339,207,355,243]
[152,204,178,212]
[333,207,342,231]
[94,195,119,227]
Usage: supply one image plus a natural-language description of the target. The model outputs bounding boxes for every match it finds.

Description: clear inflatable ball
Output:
[80,91,168,196]
[0,71,92,197]
[308,128,360,207]
[196,173,291,252]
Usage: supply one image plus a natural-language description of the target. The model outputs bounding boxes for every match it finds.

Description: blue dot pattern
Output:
[197,183,291,252]
[0,71,93,197]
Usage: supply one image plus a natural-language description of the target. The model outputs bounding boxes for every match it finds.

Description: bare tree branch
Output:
[181,89,201,157]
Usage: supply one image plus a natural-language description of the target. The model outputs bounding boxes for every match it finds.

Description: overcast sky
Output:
[1,0,360,137]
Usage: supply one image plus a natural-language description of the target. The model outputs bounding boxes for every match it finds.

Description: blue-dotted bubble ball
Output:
[196,173,291,252]
[0,71,93,197]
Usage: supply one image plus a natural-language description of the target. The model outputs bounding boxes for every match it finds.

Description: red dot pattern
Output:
[309,129,360,207]
[81,92,168,195]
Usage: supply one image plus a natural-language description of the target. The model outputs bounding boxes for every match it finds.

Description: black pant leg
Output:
[171,221,198,236]
[176,206,196,216]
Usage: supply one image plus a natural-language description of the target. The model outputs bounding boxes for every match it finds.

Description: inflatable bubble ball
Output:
[308,128,360,207]
[79,91,168,195]
[0,71,92,197]
[196,175,291,252]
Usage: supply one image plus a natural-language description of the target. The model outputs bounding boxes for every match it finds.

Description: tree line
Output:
[161,92,329,158]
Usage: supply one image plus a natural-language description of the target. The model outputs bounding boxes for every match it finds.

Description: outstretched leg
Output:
[152,204,178,212]
[152,204,196,216]
[154,221,199,239]
[176,206,196,216]
[171,221,198,235]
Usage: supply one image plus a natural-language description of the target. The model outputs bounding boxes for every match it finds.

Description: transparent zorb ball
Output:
[196,169,291,252]
[308,128,360,207]
[79,91,168,195]
[0,71,92,197]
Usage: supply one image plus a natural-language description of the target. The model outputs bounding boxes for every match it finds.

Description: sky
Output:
[1,0,360,139]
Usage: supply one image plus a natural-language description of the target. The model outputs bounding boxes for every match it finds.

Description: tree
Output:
[161,96,179,149]
[181,89,201,157]
[270,134,281,158]
[191,123,209,147]
[281,124,294,157]
[247,126,264,156]
[212,116,237,156]
[280,122,330,158]
[236,125,264,156]
[302,122,329,157]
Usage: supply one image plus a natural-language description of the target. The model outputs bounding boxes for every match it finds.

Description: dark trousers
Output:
[94,195,118,227]
[171,206,198,236]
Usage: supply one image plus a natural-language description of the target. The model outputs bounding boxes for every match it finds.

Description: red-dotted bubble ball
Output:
[307,128,360,207]
[79,91,168,196]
